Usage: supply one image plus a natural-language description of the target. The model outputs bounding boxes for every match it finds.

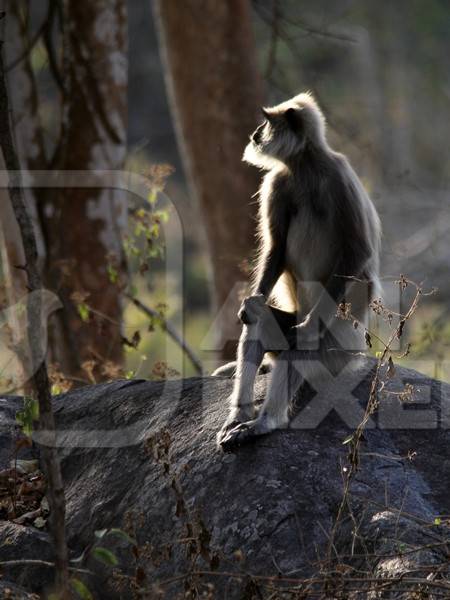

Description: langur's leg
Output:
[217,304,296,444]
[217,323,264,437]
[219,350,304,450]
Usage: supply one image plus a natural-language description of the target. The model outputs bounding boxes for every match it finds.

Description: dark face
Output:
[243,95,325,168]
[248,107,306,162]
[251,121,266,145]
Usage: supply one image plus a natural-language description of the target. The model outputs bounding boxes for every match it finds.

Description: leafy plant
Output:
[16,396,39,437]
[71,577,94,600]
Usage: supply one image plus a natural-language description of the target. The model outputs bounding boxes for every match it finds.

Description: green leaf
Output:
[434,517,442,525]
[16,397,39,437]
[95,527,135,545]
[107,264,118,284]
[71,577,94,600]
[342,435,354,445]
[109,528,136,545]
[92,547,118,566]
[29,398,39,421]
[157,209,169,223]
[147,190,157,204]
[77,303,90,322]
[134,222,144,237]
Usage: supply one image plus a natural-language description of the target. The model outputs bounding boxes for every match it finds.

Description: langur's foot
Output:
[216,419,241,447]
[216,405,254,447]
[219,416,275,451]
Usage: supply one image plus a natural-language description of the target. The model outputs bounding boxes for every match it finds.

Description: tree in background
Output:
[154,0,264,359]
[1,0,46,311]
[0,30,70,596]
[41,0,128,381]
[2,0,129,384]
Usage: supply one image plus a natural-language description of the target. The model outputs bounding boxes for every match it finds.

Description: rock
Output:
[0,361,449,598]
[0,581,39,599]
[0,522,53,593]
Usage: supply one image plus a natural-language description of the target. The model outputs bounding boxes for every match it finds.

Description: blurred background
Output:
[0,0,449,392]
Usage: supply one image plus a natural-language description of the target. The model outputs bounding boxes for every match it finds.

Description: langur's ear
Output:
[261,107,273,121]
[284,107,302,132]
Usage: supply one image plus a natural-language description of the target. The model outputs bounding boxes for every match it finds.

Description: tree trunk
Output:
[1,0,47,302]
[153,0,263,359]
[39,0,128,382]
[0,41,70,599]
[0,0,49,391]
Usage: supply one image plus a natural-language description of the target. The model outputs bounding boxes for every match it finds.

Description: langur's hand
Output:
[238,294,266,325]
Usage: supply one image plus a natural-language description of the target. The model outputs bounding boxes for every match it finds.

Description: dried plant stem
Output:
[156,568,450,593]
[0,43,70,598]
[328,280,431,565]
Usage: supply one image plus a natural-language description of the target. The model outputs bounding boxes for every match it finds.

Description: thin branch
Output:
[6,22,45,72]
[42,0,64,93]
[0,559,92,575]
[265,0,281,82]
[125,293,203,375]
[253,1,357,45]
[0,42,70,598]
[157,568,450,592]
[278,15,357,45]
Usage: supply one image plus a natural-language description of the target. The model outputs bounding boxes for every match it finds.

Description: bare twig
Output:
[265,0,281,82]
[0,42,70,598]
[157,568,450,592]
[253,1,357,45]
[125,293,203,375]
[327,279,436,568]
[42,0,64,93]
[0,559,91,575]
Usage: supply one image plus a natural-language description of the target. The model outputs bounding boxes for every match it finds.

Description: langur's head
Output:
[243,92,327,169]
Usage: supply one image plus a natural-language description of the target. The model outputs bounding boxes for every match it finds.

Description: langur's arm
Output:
[254,191,291,300]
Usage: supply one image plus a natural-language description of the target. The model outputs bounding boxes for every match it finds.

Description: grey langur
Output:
[216,92,381,450]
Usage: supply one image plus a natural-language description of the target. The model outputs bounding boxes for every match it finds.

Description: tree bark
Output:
[153,0,264,359]
[40,0,128,381]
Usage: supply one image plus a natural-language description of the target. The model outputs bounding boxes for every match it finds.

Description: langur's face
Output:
[243,93,327,169]
[247,107,306,164]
